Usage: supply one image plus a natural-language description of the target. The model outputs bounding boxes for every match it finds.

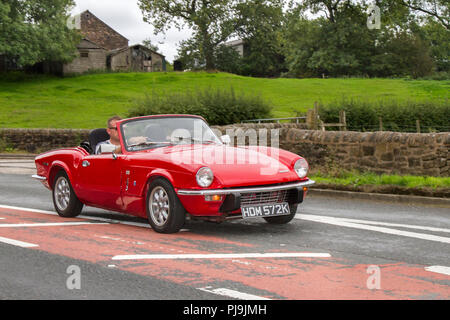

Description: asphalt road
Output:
[0,166,449,303]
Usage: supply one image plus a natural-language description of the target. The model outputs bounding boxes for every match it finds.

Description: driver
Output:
[95,116,122,154]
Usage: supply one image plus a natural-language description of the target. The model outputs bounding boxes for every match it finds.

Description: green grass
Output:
[311,171,450,189]
[0,71,449,128]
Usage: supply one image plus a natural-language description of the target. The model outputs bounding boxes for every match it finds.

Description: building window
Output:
[80,52,89,58]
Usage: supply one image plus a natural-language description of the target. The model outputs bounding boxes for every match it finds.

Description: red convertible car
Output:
[33,115,314,233]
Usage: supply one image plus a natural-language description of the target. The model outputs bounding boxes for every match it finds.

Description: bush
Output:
[127,86,272,125]
[319,98,450,132]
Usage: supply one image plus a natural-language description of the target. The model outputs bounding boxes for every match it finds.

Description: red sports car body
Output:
[33,115,314,233]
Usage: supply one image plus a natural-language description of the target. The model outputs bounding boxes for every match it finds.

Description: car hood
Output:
[136,144,301,187]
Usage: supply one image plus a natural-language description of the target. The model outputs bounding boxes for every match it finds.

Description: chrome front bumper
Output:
[176,179,315,196]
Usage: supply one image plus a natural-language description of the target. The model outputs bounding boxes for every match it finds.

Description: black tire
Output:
[263,204,298,224]
[52,170,83,217]
[146,178,186,233]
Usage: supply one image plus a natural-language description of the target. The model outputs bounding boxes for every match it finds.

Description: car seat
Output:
[88,128,110,154]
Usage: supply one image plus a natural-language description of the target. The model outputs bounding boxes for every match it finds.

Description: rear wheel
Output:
[263,204,298,224]
[52,171,83,217]
[146,178,186,233]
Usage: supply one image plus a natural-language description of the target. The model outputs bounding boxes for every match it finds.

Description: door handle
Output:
[82,160,90,167]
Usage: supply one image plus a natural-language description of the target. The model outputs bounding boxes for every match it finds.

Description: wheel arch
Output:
[48,161,73,189]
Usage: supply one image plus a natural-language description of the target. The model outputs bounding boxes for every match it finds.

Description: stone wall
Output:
[1,125,448,176]
[0,129,90,153]
[63,49,107,74]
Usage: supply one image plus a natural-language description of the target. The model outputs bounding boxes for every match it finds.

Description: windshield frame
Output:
[118,115,222,153]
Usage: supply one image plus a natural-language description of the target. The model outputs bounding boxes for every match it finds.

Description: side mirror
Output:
[220,135,231,145]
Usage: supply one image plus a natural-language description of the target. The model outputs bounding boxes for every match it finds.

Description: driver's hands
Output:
[128,136,147,145]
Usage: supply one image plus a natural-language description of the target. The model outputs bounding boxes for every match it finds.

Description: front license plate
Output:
[241,202,290,219]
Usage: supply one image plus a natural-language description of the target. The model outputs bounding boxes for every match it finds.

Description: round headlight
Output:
[294,158,309,178]
[196,167,214,187]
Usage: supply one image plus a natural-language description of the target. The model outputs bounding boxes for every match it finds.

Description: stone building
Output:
[62,10,165,74]
[224,39,245,57]
[76,10,128,51]
[108,44,166,72]
[62,39,107,74]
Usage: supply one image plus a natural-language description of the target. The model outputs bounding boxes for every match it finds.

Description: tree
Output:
[394,0,449,29]
[283,1,377,77]
[138,0,239,70]
[142,38,160,52]
[0,0,81,68]
[234,0,286,77]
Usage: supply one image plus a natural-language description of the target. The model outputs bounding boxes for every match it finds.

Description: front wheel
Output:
[52,171,83,217]
[263,204,298,224]
[146,178,186,233]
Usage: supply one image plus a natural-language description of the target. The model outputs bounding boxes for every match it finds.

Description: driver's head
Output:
[107,115,122,142]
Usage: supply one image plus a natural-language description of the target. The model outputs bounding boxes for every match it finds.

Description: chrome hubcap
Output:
[54,176,70,211]
[149,186,170,226]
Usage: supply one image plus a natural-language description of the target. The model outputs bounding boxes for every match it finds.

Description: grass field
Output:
[310,171,450,189]
[0,71,448,128]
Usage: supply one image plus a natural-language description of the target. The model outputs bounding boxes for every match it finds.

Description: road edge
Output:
[308,188,450,207]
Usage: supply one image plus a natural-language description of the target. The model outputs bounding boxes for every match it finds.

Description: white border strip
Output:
[112,252,331,261]
[0,222,108,228]
[0,204,57,215]
[0,236,38,248]
[198,287,271,300]
[297,214,450,244]
[425,266,450,276]
[0,204,150,229]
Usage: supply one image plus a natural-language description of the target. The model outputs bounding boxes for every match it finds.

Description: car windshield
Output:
[121,116,222,151]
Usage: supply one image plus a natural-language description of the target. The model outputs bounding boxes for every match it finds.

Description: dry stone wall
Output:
[1,124,448,177]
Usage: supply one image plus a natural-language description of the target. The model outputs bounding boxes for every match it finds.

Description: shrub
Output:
[127,86,272,125]
[319,98,450,132]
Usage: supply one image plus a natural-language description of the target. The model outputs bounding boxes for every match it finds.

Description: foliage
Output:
[127,86,272,126]
[0,0,81,67]
[233,0,286,77]
[138,0,239,70]
[319,97,450,132]
[311,170,450,189]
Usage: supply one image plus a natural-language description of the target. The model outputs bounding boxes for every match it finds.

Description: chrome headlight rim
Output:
[196,167,214,187]
[294,158,309,179]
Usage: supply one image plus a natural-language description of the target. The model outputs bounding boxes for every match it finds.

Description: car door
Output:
[75,153,124,211]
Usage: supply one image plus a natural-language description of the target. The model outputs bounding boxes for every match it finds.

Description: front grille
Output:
[240,190,288,206]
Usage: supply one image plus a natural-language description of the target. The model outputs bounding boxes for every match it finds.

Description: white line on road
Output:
[112,252,331,261]
[333,216,450,233]
[425,266,450,276]
[0,236,38,248]
[198,287,271,300]
[0,204,150,228]
[0,222,108,228]
[297,214,450,244]
[0,204,57,215]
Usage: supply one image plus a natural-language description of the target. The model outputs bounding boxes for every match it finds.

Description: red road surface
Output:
[0,206,448,299]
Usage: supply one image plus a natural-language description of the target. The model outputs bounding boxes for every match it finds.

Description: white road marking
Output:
[0,222,108,228]
[297,214,450,244]
[425,266,450,276]
[0,204,149,228]
[111,252,331,261]
[198,287,271,300]
[0,236,38,248]
[0,204,57,215]
[334,216,450,233]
